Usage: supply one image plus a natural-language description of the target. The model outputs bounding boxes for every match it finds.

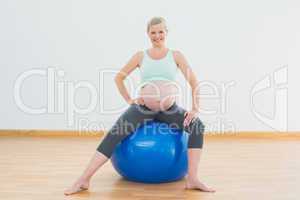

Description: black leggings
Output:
[96,102,205,158]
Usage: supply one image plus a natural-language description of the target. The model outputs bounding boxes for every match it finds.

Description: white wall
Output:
[0,0,299,132]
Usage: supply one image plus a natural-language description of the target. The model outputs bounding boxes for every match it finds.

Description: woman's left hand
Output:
[183,109,199,127]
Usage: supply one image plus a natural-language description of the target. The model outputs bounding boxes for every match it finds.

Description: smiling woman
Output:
[136,17,180,111]
[64,16,215,195]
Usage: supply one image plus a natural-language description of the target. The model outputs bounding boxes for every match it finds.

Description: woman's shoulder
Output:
[171,49,184,56]
[130,50,144,61]
[132,50,145,68]
[132,50,144,57]
[170,49,186,64]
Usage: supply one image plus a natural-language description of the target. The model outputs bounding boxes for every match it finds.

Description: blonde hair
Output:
[147,17,168,33]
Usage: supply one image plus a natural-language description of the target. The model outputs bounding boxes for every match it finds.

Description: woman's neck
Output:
[152,44,167,50]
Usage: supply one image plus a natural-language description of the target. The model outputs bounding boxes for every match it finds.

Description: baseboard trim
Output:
[0,129,299,139]
[0,129,105,137]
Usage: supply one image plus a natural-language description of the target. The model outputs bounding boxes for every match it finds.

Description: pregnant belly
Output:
[138,80,179,112]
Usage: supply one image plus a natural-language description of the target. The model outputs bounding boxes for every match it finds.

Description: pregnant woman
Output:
[64,17,215,195]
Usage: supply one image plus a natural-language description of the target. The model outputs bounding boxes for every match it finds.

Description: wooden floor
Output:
[0,135,299,200]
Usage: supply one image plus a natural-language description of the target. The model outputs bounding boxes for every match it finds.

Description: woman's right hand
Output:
[127,97,145,106]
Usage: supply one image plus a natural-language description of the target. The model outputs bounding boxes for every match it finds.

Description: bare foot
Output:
[185,178,216,192]
[64,178,90,195]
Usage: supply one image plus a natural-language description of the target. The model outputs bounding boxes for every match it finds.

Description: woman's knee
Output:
[186,117,205,149]
[185,117,205,134]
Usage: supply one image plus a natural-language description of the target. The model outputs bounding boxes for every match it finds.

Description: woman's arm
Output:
[174,50,200,112]
[114,51,143,104]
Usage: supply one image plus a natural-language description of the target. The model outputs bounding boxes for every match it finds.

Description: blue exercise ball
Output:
[111,120,188,183]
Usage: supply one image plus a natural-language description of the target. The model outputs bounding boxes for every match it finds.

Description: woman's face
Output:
[147,23,167,47]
